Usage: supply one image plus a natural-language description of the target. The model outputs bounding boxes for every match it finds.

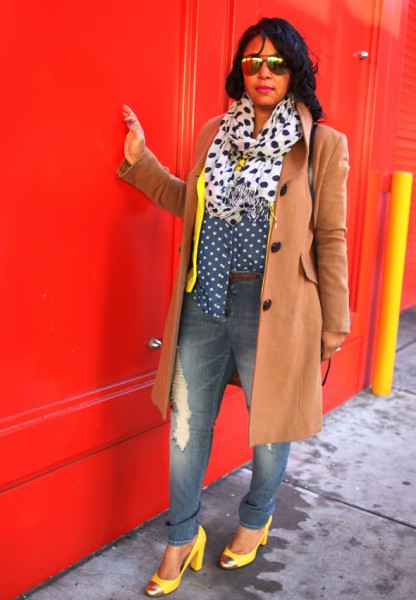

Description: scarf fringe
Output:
[221,182,271,222]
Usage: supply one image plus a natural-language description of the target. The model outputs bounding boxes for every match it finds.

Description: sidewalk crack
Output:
[283,479,416,531]
[392,385,416,396]
[396,339,416,352]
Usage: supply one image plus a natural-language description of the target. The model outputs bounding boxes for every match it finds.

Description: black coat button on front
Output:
[263,299,272,310]
[280,183,288,196]
[271,241,282,253]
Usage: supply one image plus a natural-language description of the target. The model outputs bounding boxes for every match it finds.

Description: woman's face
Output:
[242,35,291,117]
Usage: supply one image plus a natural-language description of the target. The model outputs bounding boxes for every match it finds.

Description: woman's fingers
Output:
[122,104,137,119]
[122,104,138,120]
[122,104,144,138]
[124,112,139,125]
[122,104,145,163]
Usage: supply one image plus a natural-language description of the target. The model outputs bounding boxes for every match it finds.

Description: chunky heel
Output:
[260,518,271,546]
[190,542,205,571]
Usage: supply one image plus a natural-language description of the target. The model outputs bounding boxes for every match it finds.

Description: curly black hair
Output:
[225,18,324,122]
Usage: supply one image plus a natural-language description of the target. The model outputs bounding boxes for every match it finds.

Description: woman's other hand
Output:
[122,104,145,164]
[321,331,346,361]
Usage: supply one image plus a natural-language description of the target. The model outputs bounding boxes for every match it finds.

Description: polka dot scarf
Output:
[204,93,302,225]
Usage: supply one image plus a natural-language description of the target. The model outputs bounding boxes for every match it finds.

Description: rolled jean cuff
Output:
[166,520,199,546]
[239,518,272,530]
[167,532,198,546]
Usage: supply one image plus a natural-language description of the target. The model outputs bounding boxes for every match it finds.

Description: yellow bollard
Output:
[372,171,413,396]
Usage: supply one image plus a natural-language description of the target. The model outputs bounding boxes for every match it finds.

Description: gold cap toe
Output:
[219,554,238,570]
[145,581,164,597]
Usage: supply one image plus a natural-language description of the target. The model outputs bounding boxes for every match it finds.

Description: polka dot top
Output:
[191,208,269,318]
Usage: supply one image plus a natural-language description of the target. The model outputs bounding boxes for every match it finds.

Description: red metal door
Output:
[0,0,409,597]
[0,1,180,596]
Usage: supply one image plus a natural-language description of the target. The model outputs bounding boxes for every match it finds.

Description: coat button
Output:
[263,299,272,310]
[271,241,282,253]
[280,183,288,196]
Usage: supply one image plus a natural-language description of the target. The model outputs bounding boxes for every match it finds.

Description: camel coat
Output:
[117,102,350,445]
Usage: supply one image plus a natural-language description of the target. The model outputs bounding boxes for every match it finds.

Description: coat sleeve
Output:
[314,131,350,334]
[117,148,186,218]
[116,116,222,219]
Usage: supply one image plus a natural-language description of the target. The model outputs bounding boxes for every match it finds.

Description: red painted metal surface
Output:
[1,425,170,596]
[0,0,413,597]
[394,0,416,309]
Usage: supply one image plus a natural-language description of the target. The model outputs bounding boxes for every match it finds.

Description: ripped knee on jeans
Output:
[170,351,192,451]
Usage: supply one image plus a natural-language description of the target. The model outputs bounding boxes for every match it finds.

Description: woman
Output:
[118,17,349,597]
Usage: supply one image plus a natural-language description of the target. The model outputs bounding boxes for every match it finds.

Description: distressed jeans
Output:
[166,279,291,545]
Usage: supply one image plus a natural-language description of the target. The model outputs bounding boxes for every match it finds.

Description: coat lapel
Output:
[278,102,312,186]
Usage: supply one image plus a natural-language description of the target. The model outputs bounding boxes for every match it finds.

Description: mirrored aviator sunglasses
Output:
[241,55,288,76]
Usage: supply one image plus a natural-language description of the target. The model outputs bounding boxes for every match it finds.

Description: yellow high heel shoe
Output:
[219,516,272,569]
[145,526,206,597]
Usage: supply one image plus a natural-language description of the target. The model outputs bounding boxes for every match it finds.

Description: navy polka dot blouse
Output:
[191,208,269,318]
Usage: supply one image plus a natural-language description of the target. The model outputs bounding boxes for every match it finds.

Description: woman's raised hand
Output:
[122,104,146,164]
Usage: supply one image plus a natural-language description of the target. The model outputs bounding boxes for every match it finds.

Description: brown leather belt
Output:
[229,272,262,280]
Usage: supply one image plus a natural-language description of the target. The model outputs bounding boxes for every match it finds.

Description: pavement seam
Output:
[283,479,416,530]
[395,339,416,352]
[392,385,416,397]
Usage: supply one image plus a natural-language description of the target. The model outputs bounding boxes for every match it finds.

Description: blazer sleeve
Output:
[117,148,186,219]
[313,131,350,334]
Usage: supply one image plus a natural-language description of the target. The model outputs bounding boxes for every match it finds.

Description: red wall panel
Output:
[0,0,180,416]
[394,0,416,308]
[0,1,183,596]
[0,0,412,597]
[0,425,171,598]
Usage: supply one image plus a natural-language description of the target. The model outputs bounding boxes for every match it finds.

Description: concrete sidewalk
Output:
[20,308,416,600]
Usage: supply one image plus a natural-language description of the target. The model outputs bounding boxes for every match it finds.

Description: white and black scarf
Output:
[205,93,302,225]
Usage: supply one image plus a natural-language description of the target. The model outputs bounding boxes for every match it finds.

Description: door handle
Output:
[148,337,163,350]
[354,51,369,60]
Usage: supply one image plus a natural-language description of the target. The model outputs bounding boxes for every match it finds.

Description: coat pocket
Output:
[300,252,319,285]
